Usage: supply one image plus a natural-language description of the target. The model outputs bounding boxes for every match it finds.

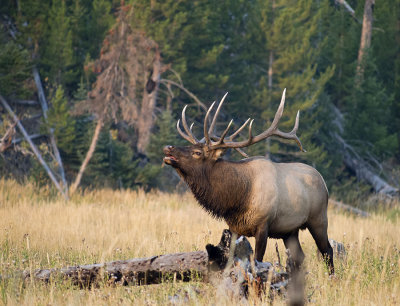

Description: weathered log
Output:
[22,251,209,286]
[19,230,288,294]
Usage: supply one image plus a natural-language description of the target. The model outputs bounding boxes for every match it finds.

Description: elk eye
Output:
[193,151,202,156]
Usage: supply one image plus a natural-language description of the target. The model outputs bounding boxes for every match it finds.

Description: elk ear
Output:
[211,148,226,160]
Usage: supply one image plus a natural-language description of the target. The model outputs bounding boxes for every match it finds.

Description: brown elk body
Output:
[163,90,334,274]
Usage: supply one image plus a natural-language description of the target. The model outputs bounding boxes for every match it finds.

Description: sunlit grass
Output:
[0,179,399,305]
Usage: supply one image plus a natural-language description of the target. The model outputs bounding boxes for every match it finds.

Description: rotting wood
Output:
[22,251,209,286]
[18,230,288,295]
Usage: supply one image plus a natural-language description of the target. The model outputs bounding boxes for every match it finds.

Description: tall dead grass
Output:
[0,179,399,305]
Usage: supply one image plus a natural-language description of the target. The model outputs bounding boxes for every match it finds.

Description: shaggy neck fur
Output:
[180,159,252,223]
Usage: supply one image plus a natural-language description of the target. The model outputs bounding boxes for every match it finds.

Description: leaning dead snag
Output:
[0,94,68,200]
[33,67,68,197]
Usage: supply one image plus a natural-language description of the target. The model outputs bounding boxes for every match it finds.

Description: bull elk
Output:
[163,90,334,274]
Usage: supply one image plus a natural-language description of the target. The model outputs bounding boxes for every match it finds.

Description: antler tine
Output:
[229,118,251,140]
[180,105,198,144]
[203,101,216,145]
[273,110,306,152]
[247,119,254,143]
[235,148,249,158]
[208,89,306,152]
[177,119,197,144]
[208,92,229,137]
[216,119,233,145]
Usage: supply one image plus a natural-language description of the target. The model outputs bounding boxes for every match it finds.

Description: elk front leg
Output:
[255,225,268,262]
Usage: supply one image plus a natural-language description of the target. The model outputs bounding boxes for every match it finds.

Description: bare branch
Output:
[12,99,39,106]
[160,79,208,111]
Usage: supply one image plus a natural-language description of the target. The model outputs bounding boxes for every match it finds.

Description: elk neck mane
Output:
[181,159,252,222]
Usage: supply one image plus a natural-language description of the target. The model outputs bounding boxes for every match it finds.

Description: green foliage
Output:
[345,56,398,158]
[45,86,76,155]
[2,0,400,195]
[41,0,75,86]
[246,0,334,178]
[82,127,137,188]
[0,35,31,98]
[146,111,185,162]
[141,110,186,190]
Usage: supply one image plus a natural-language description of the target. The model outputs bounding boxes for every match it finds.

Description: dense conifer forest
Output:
[0,0,399,202]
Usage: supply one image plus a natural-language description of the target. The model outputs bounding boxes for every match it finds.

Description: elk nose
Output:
[163,145,174,153]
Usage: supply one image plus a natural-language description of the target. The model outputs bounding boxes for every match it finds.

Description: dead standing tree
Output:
[70,5,162,194]
[356,0,375,81]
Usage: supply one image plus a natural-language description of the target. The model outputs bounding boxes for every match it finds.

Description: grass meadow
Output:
[0,179,399,305]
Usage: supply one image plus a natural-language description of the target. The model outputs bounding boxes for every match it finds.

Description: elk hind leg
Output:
[307,222,334,275]
[255,226,268,262]
[283,230,305,270]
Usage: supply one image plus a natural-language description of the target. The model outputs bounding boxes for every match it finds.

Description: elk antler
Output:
[208,89,305,152]
[176,89,305,153]
[176,105,199,144]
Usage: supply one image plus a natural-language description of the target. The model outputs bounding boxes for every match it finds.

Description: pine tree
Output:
[45,85,76,155]
[140,110,185,190]
[247,0,334,169]
[42,0,75,87]
[0,37,31,98]
[345,52,398,159]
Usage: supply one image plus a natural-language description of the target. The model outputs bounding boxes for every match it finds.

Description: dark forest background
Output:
[0,0,399,203]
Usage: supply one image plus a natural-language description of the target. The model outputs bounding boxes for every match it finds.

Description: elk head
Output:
[163,89,305,173]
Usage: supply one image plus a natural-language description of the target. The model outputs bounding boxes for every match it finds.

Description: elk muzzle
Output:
[163,145,178,165]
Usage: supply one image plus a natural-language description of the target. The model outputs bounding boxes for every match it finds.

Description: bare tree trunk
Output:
[70,117,104,195]
[136,50,161,154]
[266,1,275,159]
[0,94,68,200]
[356,0,375,79]
[268,51,273,89]
[33,67,68,197]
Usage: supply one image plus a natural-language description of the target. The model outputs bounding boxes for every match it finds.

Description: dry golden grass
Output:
[0,179,399,305]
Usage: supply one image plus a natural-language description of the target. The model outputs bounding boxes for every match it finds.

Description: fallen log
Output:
[19,230,288,293]
[331,104,398,197]
[329,199,371,218]
[22,251,209,286]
